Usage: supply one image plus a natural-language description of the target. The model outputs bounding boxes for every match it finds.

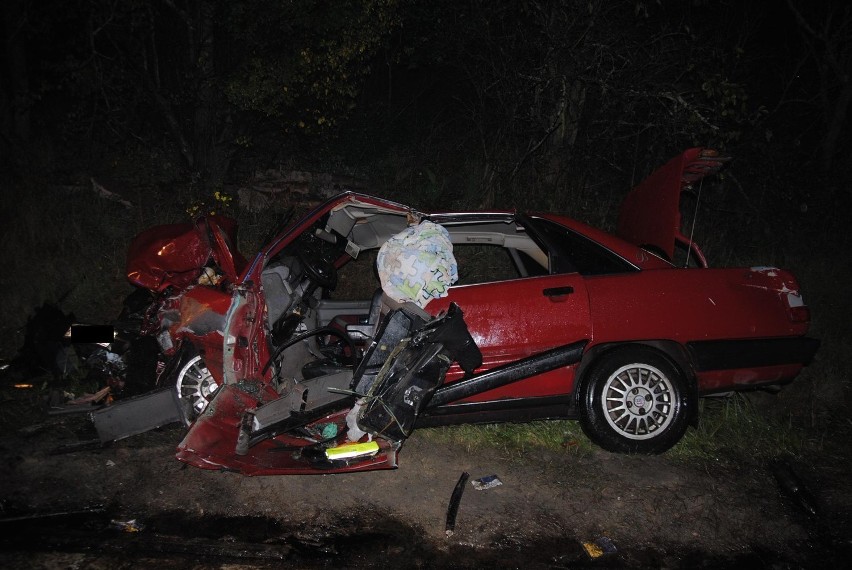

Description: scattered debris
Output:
[91,388,184,442]
[445,471,470,538]
[110,518,144,533]
[471,474,503,491]
[68,386,111,405]
[582,536,617,559]
[320,423,339,440]
[772,460,819,517]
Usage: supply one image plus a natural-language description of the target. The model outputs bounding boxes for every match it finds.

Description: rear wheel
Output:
[175,352,219,424]
[578,346,693,454]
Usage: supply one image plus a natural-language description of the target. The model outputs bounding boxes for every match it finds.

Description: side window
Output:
[453,244,521,285]
[529,218,637,276]
[333,249,381,300]
[515,249,549,278]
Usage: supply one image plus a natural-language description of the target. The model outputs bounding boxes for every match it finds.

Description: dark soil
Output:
[1,387,850,569]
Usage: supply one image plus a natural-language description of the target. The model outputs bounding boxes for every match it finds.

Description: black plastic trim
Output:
[686,337,820,372]
[417,395,577,427]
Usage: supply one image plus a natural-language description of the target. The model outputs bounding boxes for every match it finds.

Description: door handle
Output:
[543,286,574,298]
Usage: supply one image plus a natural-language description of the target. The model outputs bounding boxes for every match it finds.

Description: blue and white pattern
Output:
[377,221,458,308]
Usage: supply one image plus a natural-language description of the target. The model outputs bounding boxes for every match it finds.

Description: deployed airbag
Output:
[377,221,458,308]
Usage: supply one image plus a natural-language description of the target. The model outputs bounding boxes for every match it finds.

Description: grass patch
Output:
[417,420,597,459]
[415,390,823,467]
[667,393,813,466]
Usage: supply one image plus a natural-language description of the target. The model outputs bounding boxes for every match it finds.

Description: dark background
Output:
[1,1,850,438]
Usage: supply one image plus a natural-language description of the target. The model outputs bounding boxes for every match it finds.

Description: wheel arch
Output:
[574,340,699,425]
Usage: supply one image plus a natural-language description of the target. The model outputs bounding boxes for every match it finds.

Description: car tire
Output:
[174,350,219,425]
[578,346,693,454]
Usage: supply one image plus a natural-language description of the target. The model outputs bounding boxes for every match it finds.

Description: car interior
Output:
[251,200,550,433]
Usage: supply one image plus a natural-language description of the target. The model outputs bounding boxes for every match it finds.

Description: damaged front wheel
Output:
[175,352,219,424]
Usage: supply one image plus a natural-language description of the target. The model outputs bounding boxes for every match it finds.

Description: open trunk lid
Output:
[617,148,731,266]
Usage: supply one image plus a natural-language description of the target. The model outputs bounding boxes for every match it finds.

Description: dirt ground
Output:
[0,392,850,569]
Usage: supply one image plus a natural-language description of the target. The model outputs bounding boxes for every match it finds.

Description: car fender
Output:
[574,340,699,425]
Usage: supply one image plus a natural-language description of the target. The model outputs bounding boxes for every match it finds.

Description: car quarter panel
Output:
[583,267,813,391]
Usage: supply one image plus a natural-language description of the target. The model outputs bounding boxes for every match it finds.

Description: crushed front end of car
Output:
[176,301,483,475]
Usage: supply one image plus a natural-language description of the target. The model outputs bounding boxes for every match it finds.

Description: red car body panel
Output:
[585,269,807,344]
[175,385,401,476]
[126,216,246,292]
[617,148,731,265]
[427,272,590,400]
[119,150,817,475]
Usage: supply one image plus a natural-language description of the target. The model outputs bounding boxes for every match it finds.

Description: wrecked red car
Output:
[112,148,818,475]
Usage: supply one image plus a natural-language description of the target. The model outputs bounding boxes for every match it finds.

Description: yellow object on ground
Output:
[325,440,380,460]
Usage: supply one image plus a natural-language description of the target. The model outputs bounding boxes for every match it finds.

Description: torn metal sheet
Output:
[175,303,480,476]
[91,388,184,442]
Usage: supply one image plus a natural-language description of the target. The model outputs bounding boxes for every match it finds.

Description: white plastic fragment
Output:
[345,399,368,442]
[471,474,503,491]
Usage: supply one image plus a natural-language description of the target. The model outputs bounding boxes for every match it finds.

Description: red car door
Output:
[427,272,591,401]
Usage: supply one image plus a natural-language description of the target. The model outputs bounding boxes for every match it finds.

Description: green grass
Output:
[666,393,813,466]
[414,389,829,467]
[417,420,597,459]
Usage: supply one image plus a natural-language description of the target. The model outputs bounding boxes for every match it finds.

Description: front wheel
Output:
[174,352,219,424]
[578,346,693,454]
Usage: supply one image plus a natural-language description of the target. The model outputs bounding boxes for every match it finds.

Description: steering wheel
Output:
[296,242,338,290]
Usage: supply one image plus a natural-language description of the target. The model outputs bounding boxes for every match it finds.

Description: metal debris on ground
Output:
[471,474,502,491]
[772,460,819,517]
[68,386,111,405]
[91,387,184,442]
[110,518,145,533]
[582,536,617,559]
[445,471,470,538]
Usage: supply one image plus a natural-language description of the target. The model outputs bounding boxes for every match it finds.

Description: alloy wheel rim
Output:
[602,363,675,440]
[176,355,219,415]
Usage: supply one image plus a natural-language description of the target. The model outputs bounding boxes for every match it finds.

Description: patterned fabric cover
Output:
[376,221,458,308]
